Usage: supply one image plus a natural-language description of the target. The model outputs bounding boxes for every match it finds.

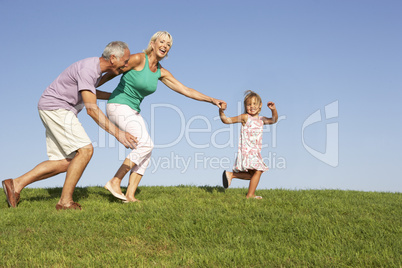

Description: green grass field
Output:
[1,186,401,267]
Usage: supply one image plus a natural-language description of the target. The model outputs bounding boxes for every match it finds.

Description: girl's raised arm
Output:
[262,101,278,125]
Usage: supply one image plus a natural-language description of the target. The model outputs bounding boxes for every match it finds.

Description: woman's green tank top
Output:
[108,54,161,112]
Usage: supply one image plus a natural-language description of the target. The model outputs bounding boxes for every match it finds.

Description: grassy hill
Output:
[1,186,401,267]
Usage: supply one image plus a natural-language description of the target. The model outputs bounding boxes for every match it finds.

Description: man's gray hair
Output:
[102,41,129,60]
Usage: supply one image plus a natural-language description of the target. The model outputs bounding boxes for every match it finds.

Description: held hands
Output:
[118,131,138,149]
[212,98,227,109]
[220,102,227,111]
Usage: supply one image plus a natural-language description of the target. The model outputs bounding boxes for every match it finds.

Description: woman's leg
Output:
[125,172,143,202]
[106,104,153,199]
[106,158,136,196]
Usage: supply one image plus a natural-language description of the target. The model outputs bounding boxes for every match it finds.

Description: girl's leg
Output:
[246,170,263,199]
[125,172,143,202]
[105,158,136,196]
[225,171,252,187]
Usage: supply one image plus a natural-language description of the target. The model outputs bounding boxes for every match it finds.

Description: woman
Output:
[98,31,225,202]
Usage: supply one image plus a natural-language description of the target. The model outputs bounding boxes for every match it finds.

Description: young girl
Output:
[219,90,278,199]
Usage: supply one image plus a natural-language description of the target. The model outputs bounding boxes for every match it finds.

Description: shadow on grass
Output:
[199,185,226,193]
[14,185,224,206]
[20,187,90,204]
[35,187,143,203]
[97,187,142,203]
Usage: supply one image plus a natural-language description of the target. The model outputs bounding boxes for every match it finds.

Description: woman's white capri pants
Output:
[107,103,154,175]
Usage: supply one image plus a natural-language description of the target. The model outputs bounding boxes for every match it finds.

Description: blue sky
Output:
[1,0,401,192]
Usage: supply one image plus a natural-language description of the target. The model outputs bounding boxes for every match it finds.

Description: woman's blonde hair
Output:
[143,31,173,58]
[243,90,262,114]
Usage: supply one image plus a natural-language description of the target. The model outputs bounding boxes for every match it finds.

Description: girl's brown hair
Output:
[243,90,262,114]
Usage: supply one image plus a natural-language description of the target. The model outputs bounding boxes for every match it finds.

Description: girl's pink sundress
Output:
[233,115,268,172]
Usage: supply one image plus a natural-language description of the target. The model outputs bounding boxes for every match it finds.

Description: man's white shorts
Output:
[38,109,92,160]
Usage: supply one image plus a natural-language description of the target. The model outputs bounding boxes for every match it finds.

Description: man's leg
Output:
[13,159,71,194]
[58,144,93,206]
[3,158,70,207]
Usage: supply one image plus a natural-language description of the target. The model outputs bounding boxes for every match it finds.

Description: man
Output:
[2,41,137,210]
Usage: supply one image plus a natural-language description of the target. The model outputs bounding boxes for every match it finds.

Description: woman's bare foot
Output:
[246,195,263,199]
[123,197,141,203]
[104,180,126,201]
